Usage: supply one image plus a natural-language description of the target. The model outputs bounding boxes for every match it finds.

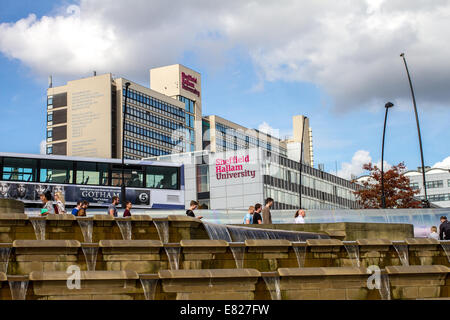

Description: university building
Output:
[405,167,450,207]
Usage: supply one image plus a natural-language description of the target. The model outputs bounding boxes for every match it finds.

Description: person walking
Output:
[243,206,254,224]
[54,191,67,214]
[71,201,82,216]
[428,226,439,240]
[123,201,132,217]
[252,203,263,224]
[40,191,55,215]
[78,201,89,217]
[108,196,120,217]
[294,209,306,224]
[262,197,273,224]
[186,200,203,219]
[439,216,450,240]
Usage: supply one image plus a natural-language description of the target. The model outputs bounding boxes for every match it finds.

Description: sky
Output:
[1,0,450,179]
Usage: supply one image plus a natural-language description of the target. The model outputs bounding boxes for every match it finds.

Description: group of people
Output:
[242,198,274,225]
[428,216,450,240]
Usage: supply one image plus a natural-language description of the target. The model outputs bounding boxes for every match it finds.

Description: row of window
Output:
[125,105,182,132]
[124,88,184,119]
[124,139,170,157]
[178,96,195,114]
[421,193,450,202]
[125,123,180,146]
[410,179,450,189]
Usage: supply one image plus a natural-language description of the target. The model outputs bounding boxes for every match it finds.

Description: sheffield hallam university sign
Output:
[181,72,200,97]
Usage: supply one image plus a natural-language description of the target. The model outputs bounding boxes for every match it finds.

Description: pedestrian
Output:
[78,200,89,217]
[294,209,306,224]
[71,201,82,216]
[40,191,55,215]
[428,226,439,240]
[123,201,132,217]
[108,196,120,217]
[54,191,67,214]
[252,203,263,224]
[439,216,450,240]
[186,200,203,219]
[243,206,254,224]
[262,197,274,224]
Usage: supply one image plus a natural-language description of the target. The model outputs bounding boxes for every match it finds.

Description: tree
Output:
[353,162,421,209]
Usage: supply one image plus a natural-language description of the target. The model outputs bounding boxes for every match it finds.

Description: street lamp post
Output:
[381,102,394,208]
[400,53,430,208]
[121,82,131,207]
[299,116,307,209]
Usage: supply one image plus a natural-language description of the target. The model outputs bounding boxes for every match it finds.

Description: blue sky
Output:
[1,0,450,179]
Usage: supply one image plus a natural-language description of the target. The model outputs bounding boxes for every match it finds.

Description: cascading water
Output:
[8,279,29,300]
[164,246,181,270]
[0,247,11,274]
[379,272,391,300]
[441,241,450,263]
[343,242,361,267]
[262,275,281,300]
[140,279,158,300]
[392,242,409,266]
[229,244,245,269]
[292,243,307,268]
[116,220,132,240]
[153,220,169,244]
[226,225,327,242]
[77,219,94,243]
[203,222,232,242]
[82,246,99,271]
[30,219,46,240]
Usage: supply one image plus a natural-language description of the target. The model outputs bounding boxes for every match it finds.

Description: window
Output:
[47,146,53,155]
[47,113,53,122]
[426,180,443,189]
[2,157,38,182]
[47,130,53,138]
[111,169,143,187]
[40,160,73,184]
[410,182,419,190]
[76,162,109,185]
[146,166,179,189]
[47,96,53,105]
[196,165,209,193]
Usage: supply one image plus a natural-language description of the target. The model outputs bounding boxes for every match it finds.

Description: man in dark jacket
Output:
[439,216,450,240]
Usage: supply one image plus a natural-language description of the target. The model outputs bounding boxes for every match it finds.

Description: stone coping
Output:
[260,271,279,278]
[229,242,246,248]
[13,240,81,248]
[76,217,93,221]
[405,238,440,245]
[356,239,392,246]
[139,274,160,280]
[81,243,100,248]
[29,270,139,281]
[306,239,343,246]
[278,267,368,277]
[180,240,228,247]
[7,275,29,281]
[0,243,12,248]
[168,215,201,222]
[115,216,152,222]
[159,268,260,279]
[244,239,291,247]
[164,243,181,248]
[0,213,28,220]
[385,265,449,275]
[0,272,6,281]
[28,216,47,221]
[92,215,114,221]
[46,214,75,221]
[291,242,307,247]
[99,240,163,247]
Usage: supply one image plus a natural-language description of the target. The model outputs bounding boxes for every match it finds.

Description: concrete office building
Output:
[405,167,450,207]
[148,148,359,210]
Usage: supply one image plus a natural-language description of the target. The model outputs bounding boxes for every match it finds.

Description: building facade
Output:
[147,148,360,210]
[405,168,450,207]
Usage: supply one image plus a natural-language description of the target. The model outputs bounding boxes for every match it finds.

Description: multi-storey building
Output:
[405,167,450,207]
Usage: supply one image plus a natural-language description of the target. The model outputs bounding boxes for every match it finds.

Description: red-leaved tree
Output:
[353,162,421,209]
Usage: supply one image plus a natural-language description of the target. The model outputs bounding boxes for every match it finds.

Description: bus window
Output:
[76,162,109,186]
[146,166,178,190]
[112,169,144,188]
[40,160,73,184]
[2,157,37,182]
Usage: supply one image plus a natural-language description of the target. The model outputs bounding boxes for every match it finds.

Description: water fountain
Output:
[8,276,29,300]
[229,243,245,268]
[441,240,450,263]
[81,245,99,271]
[203,222,232,242]
[226,225,327,242]
[77,219,94,243]
[379,272,391,300]
[30,218,46,240]
[392,242,409,266]
[262,273,281,300]
[153,220,169,244]
[140,278,158,300]
[164,245,181,270]
[343,241,361,267]
[292,243,307,268]
[0,247,11,274]
[116,219,132,240]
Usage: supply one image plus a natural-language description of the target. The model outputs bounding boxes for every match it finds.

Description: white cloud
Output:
[258,121,279,138]
[337,150,372,180]
[433,156,450,169]
[39,140,46,155]
[1,1,450,109]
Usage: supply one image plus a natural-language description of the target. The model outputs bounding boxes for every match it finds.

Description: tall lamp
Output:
[121,82,131,207]
[381,102,394,208]
[299,116,308,209]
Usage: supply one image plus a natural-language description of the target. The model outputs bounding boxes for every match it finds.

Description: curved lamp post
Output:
[400,53,429,208]
[381,102,394,208]
[299,116,307,209]
[121,82,131,207]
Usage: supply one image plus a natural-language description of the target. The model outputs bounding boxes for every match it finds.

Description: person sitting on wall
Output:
[123,201,132,217]
[71,201,82,216]
[40,191,55,215]
[439,216,450,240]
[78,201,89,217]
[428,226,439,240]
[294,209,306,224]
[252,203,263,224]
[243,206,254,224]
[186,200,203,219]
